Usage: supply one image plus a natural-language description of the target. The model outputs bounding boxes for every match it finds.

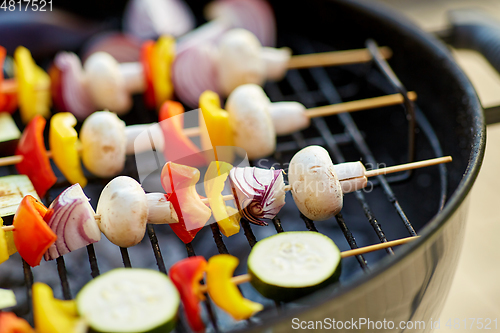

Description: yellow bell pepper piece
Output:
[49,113,87,187]
[204,161,241,237]
[199,90,234,163]
[151,35,176,108]
[206,254,263,320]
[0,231,9,265]
[0,217,17,264]
[14,46,51,123]
[33,282,85,333]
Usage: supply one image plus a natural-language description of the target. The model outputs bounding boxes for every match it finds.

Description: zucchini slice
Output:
[76,268,179,333]
[248,231,341,302]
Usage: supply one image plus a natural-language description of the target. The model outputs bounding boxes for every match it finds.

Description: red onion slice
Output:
[54,52,96,120]
[44,184,101,261]
[172,43,222,108]
[177,0,276,53]
[206,0,276,47]
[229,167,286,225]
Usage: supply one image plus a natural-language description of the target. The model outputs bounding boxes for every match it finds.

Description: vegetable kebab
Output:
[0,148,449,265]
[56,24,390,114]
[1,27,391,121]
[9,270,180,333]
[0,46,50,123]
[0,178,177,266]
[128,83,417,163]
[158,150,450,243]
[0,0,275,121]
[170,232,419,331]
[1,233,418,333]
[0,38,175,121]
[174,28,391,107]
[123,0,275,47]
[170,231,342,328]
[0,111,128,197]
[0,83,416,196]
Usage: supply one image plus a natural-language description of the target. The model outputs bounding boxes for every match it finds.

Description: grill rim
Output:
[236,0,485,330]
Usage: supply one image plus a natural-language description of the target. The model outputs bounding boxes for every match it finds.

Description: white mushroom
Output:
[97,176,148,248]
[84,52,133,115]
[124,123,165,155]
[268,101,310,136]
[333,161,367,194]
[288,146,343,221]
[217,29,266,96]
[226,84,275,160]
[260,47,291,81]
[80,111,127,178]
[146,193,178,225]
[123,0,195,39]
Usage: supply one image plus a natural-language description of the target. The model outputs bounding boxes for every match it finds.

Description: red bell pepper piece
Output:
[159,100,206,167]
[140,40,156,110]
[0,46,18,114]
[169,256,207,333]
[0,312,35,333]
[161,162,212,244]
[15,115,57,197]
[13,195,56,267]
[0,90,18,114]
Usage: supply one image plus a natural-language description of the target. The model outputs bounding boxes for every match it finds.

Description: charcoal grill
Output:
[0,0,485,332]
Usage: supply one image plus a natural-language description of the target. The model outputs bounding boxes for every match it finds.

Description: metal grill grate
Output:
[6,35,449,332]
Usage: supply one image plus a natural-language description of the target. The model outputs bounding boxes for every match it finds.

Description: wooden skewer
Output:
[0,131,194,168]
[0,156,451,226]
[0,155,24,167]
[287,46,393,69]
[0,47,391,94]
[198,235,419,293]
[200,186,293,205]
[0,92,416,168]
[305,91,417,118]
[340,236,419,258]
[2,156,449,231]
[200,194,234,205]
[364,156,452,178]
[197,157,451,205]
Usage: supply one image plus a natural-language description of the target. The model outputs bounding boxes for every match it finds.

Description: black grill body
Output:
[0,0,485,332]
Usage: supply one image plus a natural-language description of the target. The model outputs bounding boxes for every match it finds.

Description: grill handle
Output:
[448,9,500,75]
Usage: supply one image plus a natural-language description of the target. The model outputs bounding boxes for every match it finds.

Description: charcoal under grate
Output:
[0,33,448,333]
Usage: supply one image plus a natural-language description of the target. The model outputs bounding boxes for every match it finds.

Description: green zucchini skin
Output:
[248,261,341,303]
[87,318,177,333]
[247,231,342,303]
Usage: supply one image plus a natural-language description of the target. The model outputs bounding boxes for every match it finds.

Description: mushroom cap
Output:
[288,146,343,221]
[97,176,148,248]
